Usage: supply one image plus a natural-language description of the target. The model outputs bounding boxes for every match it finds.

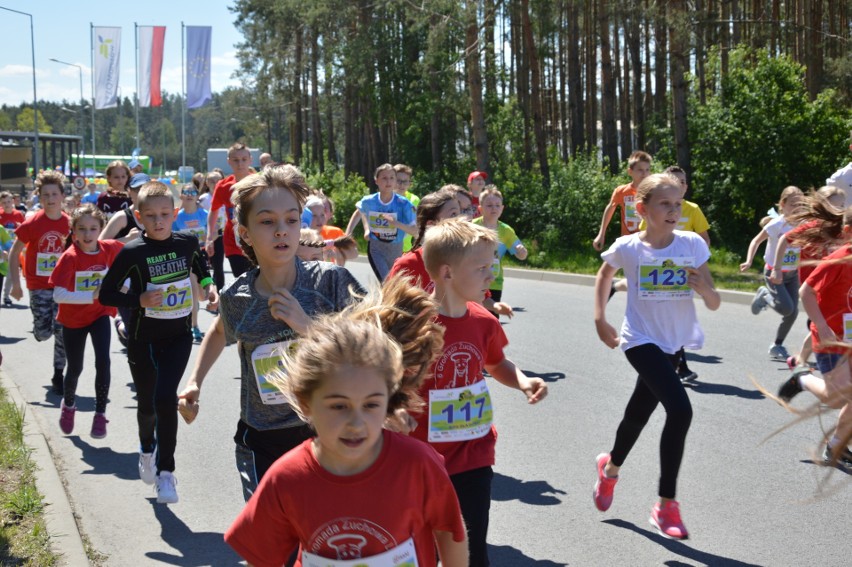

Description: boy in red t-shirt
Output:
[205,142,253,278]
[593,150,652,251]
[9,171,71,394]
[467,170,488,210]
[413,218,548,567]
[1,191,25,306]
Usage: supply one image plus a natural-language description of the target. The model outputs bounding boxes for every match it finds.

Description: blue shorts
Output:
[815,353,843,375]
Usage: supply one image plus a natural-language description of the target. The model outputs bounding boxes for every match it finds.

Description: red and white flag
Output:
[137,26,166,107]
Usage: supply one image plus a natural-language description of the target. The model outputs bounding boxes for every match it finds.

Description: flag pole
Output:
[90,23,96,173]
[181,21,186,171]
[134,22,140,152]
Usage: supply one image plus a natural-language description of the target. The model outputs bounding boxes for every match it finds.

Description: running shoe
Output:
[778,368,808,402]
[678,369,698,383]
[59,400,76,435]
[3,298,11,307]
[750,286,770,315]
[593,453,618,511]
[822,445,852,469]
[114,318,129,347]
[156,471,179,504]
[191,326,204,342]
[51,370,64,396]
[139,451,157,485]
[649,500,689,540]
[768,344,790,361]
[91,413,109,439]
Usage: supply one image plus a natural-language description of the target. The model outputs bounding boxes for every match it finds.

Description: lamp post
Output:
[0,5,39,175]
[49,58,85,175]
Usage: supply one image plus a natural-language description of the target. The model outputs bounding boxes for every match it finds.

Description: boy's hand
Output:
[10,282,23,301]
[592,235,605,252]
[519,377,548,404]
[738,260,752,272]
[205,286,219,310]
[140,290,164,308]
[177,386,200,424]
[205,239,215,257]
[595,319,620,349]
[493,302,514,318]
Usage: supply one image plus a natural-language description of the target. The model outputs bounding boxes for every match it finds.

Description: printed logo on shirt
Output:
[433,342,483,388]
[38,231,65,255]
[306,518,398,560]
[145,251,189,283]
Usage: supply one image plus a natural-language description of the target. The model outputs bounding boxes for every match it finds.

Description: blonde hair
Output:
[635,173,680,204]
[35,170,67,195]
[374,163,395,179]
[627,151,652,170]
[231,164,311,265]
[393,163,413,176]
[269,274,443,418]
[479,186,503,202]
[421,217,498,277]
[136,181,174,210]
[778,185,804,209]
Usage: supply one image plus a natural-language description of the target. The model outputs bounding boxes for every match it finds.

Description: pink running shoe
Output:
[649,500,689,540]
[593,453,618,511]
[59,400,76,435]
[91,413,109,439]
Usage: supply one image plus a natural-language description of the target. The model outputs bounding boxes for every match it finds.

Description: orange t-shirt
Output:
[609,183,640,235]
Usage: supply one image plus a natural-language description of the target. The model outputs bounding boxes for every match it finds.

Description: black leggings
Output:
[211,234,225,291]
[227,254,252,279]
[127,335,192,473]
[610,343,693,499]
[63,315,112,413]
[451,466,493,567]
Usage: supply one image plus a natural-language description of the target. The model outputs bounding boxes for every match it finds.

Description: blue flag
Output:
[186,26,212,109]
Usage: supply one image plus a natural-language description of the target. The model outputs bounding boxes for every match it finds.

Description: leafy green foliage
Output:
[305,168,369,227]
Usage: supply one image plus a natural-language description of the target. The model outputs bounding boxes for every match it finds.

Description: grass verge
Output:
[0,383,57,566]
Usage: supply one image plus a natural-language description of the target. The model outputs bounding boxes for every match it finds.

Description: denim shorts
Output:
[815,353,844,375]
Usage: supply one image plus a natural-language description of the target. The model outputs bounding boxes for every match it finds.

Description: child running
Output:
[413,218,548,566]
[225,283,467,567]
[49,205,123,438]
[8,170,71,394]
[179,164,364,501]
[740,186,805,360]
[99,181,218,504]
[593,151,652,251]
[0,191,24,306]
[345,163,416,281]
[172,183,210,342]
[777,206,852,469]
[593,173,720,540]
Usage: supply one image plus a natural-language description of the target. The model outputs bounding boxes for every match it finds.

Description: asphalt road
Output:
[0,260,849,566]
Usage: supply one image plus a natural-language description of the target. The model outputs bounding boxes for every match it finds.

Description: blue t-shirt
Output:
[81,192,99,205]
[356,192,415,244]
[173,208,209,246]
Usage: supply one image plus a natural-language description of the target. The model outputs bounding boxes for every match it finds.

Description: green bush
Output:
[305,169,370,228]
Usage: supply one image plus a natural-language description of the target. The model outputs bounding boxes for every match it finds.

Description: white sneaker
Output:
[156,471,179,504]
[139,451,156,485]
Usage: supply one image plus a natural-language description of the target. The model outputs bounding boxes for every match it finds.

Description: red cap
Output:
[467,171,488,184]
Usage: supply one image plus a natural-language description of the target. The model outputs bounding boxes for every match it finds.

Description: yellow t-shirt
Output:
[639,200,709,234]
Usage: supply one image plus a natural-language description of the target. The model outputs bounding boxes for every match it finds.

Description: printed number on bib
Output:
[250,341,294,405]
[428,380,493,443]
[638,257,695,300]
[843,314,852,343]
[781,247,800,272]
[301,536,418,567]
[623,195,639,231]
[36,252,59,276]
[368,211,397,239]
[145,277,193,319]
[75,270,106,292]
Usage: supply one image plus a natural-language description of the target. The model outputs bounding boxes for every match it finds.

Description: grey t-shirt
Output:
[220,260,365,431]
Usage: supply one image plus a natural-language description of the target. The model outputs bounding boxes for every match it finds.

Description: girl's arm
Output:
[484,358,548,403]
[435,530,468,567]
[739,229,768,271]
[688,262,721,311]
[769,233,790,284]
[53,286,95,304]
[179,315,227,409]
[799,282,836,346]
[345,209,363,237]
[594,261,620,348]
[99,211,128,240]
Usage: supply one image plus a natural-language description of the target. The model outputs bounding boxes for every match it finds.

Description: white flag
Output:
[93,26,121,109]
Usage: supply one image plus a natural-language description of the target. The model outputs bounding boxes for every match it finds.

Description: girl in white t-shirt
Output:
[739,186,804,361]
[593,173,720,540]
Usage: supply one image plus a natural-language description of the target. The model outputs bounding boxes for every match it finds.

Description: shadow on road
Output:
[685,381,765,400]
[68,436,140,481]
[685,353,722,364]
[602,519,762,566]
[492,472,566,506]
[488,543,567,566]
[0,335,25,344]
[146,500,242,566]
[522,370,566,383]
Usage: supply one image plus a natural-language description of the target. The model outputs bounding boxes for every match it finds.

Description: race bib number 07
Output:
[638,257,694,300]
[144,278,193,319]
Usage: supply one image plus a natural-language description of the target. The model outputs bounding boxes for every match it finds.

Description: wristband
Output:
[199,277,213,289]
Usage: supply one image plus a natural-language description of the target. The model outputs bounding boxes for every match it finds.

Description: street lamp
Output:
[0,5,39,175]
[49,58,85,175]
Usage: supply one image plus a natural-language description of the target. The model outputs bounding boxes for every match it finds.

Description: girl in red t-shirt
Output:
[778,206,852,469]
[49,205,124,439]
[225,278,467,567]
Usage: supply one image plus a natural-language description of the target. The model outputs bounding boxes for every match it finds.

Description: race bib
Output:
[638,257,695,300]
[250,341,293,405]
[368,211,397,239]
[145,277,193,319]
[490,256,501,278]
[843,313,852,343]
[428,380,493,443]
[302,537,417,567]
[75,270,106,293]
[36,252,60,276]
[623,195,639,232]
[781,247,800,272]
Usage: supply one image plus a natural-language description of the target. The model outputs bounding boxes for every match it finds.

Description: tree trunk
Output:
[598,2,618,173]
[567,0,584,155]
[558,0,569,161]
[323,32,337,166]
[626,8,644,148]
[310,30,323,171]
[670,0,691,179]
[521,0,550,185]
[616,13,632,163]
[805,0,823,99]
[584,0,597,149]
[292,27,303,165]
[465,1,490,174]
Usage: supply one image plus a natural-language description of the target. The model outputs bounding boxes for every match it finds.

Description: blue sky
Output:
[0,0,244,107]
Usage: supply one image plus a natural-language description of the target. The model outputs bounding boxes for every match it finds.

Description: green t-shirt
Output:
[401,191,421,253]
[472,218,521,290]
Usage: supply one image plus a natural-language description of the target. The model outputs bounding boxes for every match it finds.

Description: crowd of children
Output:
[2,144,851,564]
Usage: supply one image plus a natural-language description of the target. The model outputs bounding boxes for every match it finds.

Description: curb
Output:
[0,369,90,566]
[351,255,756,306]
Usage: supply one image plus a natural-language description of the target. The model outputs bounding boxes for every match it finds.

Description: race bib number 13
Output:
[638,257,694,300]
